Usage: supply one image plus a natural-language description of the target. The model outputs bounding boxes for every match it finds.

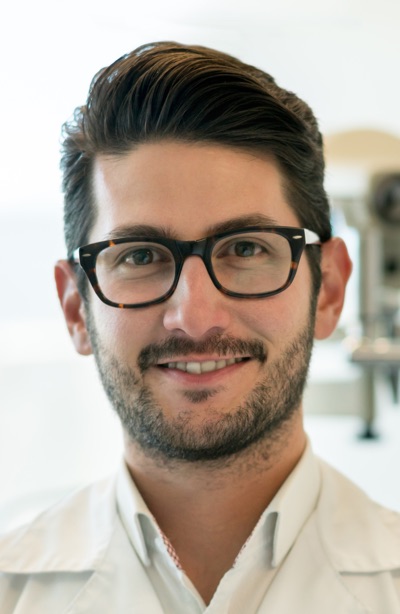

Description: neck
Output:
[123,413,306,604]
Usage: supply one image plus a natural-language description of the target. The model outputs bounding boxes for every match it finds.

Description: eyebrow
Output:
[104,214,281,241]
[104,224,173,240]
[207,214,280,235]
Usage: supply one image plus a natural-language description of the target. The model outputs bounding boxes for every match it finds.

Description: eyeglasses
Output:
[72,226,321,309]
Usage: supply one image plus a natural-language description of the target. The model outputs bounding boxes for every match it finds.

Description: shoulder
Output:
[0,469,158,614]
[316,458,400,573]
[0,472,118,575]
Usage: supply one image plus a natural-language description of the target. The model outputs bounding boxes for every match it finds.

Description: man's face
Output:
[84,141,316,462]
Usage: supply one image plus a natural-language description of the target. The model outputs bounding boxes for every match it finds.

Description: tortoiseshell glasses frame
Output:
[71,226,322,309]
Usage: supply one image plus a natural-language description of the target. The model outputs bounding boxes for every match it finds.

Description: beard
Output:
[86,312,315,464]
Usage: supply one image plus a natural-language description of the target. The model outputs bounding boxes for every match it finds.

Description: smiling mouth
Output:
[159,357,249,374]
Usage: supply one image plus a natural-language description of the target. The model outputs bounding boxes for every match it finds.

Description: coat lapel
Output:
[65,520,165,614]
[257,518,370,614]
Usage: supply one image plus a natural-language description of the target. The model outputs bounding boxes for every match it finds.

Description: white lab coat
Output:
[0,459,400,613]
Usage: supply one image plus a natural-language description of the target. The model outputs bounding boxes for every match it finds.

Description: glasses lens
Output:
[212,231,292,294]
[96,241,176,305]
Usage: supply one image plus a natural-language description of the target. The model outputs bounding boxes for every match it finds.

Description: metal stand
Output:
[351,340,400,437]
[358,369,378,439]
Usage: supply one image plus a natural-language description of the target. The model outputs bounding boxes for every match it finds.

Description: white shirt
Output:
[116,442,321,613]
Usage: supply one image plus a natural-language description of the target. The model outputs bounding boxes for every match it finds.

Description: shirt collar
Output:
[267,440,321,567]
[116,461,153,566]
[116,440,321,570]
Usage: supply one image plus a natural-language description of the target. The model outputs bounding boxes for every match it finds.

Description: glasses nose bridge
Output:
[174,236,214,284]
[176,236,210,265]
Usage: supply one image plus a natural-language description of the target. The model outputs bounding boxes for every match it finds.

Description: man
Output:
[1,41,399,612]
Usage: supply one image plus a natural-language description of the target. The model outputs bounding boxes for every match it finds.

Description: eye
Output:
[98,241,175,275]
[230,240,263,258]
[124,248,158,266]
[217,238,267,259]
[112,244,172,268]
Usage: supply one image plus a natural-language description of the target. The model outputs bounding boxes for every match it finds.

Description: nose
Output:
[162,256,232,338]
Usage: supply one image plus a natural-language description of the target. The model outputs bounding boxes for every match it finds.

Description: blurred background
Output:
[1,0,399,531]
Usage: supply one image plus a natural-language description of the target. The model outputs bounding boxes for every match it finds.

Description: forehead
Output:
[90,141,301,241]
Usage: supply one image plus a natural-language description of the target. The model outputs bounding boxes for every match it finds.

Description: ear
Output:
[54,260,93,355]
[314,238,353,340]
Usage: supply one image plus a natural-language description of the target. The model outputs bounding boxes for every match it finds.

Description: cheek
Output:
[238,283,312,342]
[237,298,283,338]
[90,301,163,359]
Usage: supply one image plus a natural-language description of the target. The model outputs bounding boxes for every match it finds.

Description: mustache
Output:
[138,334,267,373]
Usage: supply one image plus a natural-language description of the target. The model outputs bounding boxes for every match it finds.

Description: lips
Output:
[138,335,266,374]
[160,357,248,374]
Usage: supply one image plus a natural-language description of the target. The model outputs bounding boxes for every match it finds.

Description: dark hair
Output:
[61,41,331,295]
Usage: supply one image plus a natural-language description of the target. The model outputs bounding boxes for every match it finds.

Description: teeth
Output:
[186,362,201,374]
[164,358,245,373]
[202,360,219,373]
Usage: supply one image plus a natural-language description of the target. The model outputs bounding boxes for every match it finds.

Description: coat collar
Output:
[257,516,372,614]
[0,475,117,573]
[1,456,399,577]
[316,459,400,573]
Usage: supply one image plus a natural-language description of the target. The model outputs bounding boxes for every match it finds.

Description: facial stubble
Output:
[86,307,315,464]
